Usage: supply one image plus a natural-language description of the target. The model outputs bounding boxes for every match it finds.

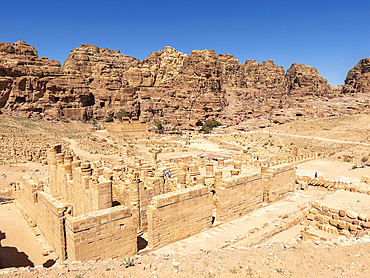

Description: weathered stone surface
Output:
[1,41,367,126]
[286,63,333,97]
[346,210,358,219]
[0,41,93,119]
[343,58,370,93]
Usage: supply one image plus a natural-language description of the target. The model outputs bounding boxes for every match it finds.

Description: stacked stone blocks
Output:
[307,191,370,236]
[147,185,213,249]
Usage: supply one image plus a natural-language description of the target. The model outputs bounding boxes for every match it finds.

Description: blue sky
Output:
[1,0,369,85]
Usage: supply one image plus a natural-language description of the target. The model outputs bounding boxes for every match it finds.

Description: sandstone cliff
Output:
[286,63,333,97]
[0,41,366,128]
[343,58,370,94]
[0,41,93,119]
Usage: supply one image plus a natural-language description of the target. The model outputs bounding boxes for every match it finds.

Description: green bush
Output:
[105,115,114,122]
[153,119,163,133]
[115,109,128,122]
[362,156,369,163]
[201,119,222,133]
[343,157,351,162]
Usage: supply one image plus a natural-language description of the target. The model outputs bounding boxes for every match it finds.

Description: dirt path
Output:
[64,138,122,162]
[297,160,370,183]
[0,163,47,190]
[251,130,370,146]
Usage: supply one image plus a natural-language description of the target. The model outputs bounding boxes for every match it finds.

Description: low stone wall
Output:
[307,191,370,236]
[14,176,68,260]
[65,206,137,262]
[0,187,13,199]
[216,173,263,222]
[296,176,370,194]
[35,192,68,260]
[263,164,296,203]
[140,177,164,233]
[361,176,370,184]
[147,185,212,249]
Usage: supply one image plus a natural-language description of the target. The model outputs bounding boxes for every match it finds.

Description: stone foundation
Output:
[306,190,370,236]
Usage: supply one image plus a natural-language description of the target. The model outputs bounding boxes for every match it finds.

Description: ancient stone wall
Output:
[47,146,112,217]
[147,185,212,249]
[215,173,263,222]
[306,191,370,236]
[105,118,148,137]
[65,206,137,262]
[139,176,165,233]
[14,176,68,260]
[262,163,296,203]
[34,191,68,260]
[296,176,370,194]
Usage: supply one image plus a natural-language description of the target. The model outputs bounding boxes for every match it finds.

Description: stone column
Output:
[135,158,142,167]
[47,146,58,194]
[130,171,142,236]
[214,169,223,188]
[189,163,200,177]
[234,160,241,170]
[151,152,158,165]
[206,163,213,177]
[177,171,186,189]
[197,175,205,186]
[178,162,187,173]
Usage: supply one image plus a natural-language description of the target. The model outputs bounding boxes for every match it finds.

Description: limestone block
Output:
[309,208,319,215]
[329,207,339,214]
[329,218,338,226]
[346,210,358,219]
[358,214,367,221]
[349,224,358,231]
[337,221,345,229]
[307,213,315,221]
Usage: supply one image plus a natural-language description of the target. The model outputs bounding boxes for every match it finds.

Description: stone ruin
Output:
[297,175,370,241]
[10,144,319,262]
[105,117,148,137]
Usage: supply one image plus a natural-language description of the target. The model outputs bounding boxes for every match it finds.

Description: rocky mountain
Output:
[0,41,93,119]
[0,41,368,128]
[343,58,370,94]
[286,63,333,97]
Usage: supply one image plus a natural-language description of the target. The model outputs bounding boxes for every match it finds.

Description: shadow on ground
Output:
[0,231,34,269]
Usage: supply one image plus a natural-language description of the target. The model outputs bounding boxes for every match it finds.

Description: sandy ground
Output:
[2,241,370,277]
[296,160,370,183]
[1,114,369,276]
[65,138,123,162]
[0,163,48,190]
[0,203,57,268]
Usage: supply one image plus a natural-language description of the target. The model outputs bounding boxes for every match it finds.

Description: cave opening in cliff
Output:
[15,97,25,103]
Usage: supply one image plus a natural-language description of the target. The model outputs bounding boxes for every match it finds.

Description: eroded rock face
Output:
[286,63,332,97]
[343,58,370,94]
[130,46,188,87]
[1,41,366,127]
[0,41,93,119]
